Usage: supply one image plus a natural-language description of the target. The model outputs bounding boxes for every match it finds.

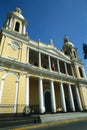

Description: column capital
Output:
[50,79,54,82]
[39,76,43,80]
[16,80,19,83]
[26,75,30,78]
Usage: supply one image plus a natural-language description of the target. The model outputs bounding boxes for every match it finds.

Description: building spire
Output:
[14,7,22,14]
[50,38,54,46]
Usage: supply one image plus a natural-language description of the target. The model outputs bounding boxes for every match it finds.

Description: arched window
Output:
[15,22,20,32]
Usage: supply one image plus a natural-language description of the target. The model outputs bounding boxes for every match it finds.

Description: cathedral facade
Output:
[0,8,87,114]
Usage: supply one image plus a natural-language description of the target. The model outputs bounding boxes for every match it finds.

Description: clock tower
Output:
[0,7,28,62]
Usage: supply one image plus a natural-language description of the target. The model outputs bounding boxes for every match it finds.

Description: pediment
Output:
[40,44,70,60]
[29,40,70,61]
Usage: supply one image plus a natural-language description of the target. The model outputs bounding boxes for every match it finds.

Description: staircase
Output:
[0,114,41,128]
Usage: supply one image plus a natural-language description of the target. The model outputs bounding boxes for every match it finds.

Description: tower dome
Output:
[13,7,25,20]
[64,36,74,47]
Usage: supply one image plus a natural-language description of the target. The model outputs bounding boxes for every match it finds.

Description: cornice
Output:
[2,28,29,44]
[0,56,87,85]
[72,59,83,66]
[8,12,27,24]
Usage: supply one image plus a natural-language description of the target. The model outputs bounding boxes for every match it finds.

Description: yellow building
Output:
[0,8,87,114]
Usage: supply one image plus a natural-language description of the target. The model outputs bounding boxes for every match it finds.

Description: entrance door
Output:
[44,91,51,113]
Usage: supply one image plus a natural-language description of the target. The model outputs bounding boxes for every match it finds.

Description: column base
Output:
[40,106,45,114]
[71,107,75,112]
[51,108,56,113]
[25,106,29,114]
[62,109,67,112]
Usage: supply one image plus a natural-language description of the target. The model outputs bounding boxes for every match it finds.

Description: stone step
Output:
[0,115,41,128]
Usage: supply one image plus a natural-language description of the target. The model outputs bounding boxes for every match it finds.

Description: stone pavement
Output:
[40,112,87,123]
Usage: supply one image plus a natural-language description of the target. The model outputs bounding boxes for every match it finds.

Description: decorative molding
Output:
[8,41,22,50]
[2,28,29,44]
[20,71,25,76]
[0,68,4,72]
[0,63,4,66]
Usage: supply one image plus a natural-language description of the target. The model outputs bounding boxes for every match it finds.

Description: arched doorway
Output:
[44,90,51,113]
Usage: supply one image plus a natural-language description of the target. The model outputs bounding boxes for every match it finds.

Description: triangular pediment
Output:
[29,40,70,61]
[40,44,70,60]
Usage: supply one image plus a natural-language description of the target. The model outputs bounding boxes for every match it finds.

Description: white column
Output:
[48,55,51,71]
[50,80,56,113]
[64,62,68,75]
[26,47,29,63]
[39,52,41,68]
[76,66,80,78]
[57,59,60,73]
[71,65,75,77]
[6,19,9,26]
[14,80,19,113]
[75,86,83,111]
[68,84,75,111]
[59,82,67,112]
[25,76,30,114]
[39,78,45,113]
[82,67,86,78]
[9,17,12,28]
[23,25,26,34]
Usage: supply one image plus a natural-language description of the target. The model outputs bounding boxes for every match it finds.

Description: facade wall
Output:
[30,78,39,105]
[21,43,27,63]
[18,75,26,105]
[0,8,87,114]
[1,73,16,104]
[79,84,87,110]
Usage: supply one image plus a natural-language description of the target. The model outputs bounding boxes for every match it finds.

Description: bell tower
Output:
[0,8,28,62]
[3,7,27,35]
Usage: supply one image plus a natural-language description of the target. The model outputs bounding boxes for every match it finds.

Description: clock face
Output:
[11,42,19,50]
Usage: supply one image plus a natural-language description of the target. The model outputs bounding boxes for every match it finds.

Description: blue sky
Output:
[0,0,87,74]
